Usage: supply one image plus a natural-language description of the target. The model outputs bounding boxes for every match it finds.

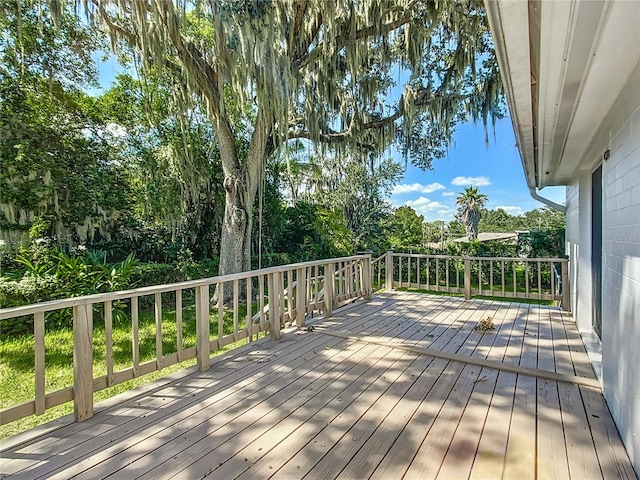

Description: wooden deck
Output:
[0,292,636,479]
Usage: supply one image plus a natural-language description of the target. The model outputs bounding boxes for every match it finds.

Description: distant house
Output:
[486,0,640,473]
[452,232,519,244]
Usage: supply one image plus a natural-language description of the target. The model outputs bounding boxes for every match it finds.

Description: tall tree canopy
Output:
[0,1,133,249]
[54,0,503,276]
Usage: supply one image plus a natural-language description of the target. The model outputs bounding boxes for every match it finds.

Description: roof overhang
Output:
[485,0,640,188]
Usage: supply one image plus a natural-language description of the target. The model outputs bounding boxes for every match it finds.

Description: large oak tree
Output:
[65,0,503,277]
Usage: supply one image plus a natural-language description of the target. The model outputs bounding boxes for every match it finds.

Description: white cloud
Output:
[392,182,446,194]
[442,191,455,197]
[451,176,492,187]
[496,205,524,216]
[404,196,446,214]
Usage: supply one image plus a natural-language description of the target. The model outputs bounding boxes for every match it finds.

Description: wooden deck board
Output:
[0,292,634,480]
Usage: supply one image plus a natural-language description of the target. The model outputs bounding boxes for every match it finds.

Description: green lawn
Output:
[0,300,264,439]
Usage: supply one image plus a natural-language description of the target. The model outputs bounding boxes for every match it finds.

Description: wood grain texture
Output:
[0,292,632,480]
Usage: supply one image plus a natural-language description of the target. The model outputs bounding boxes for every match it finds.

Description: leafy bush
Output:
[0,250,140,337]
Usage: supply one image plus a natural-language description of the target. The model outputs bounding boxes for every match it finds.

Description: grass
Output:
[0,299,265,439]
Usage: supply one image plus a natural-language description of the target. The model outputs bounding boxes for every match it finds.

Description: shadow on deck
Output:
[0,292,635,479]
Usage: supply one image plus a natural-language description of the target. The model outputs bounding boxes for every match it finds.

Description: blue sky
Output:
[93,55,565,222]
[389,119,565,222]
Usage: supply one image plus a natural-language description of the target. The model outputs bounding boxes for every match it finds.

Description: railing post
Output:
[73,304,93,422]
[195,284,210,371]
[561,259,570,312]
[324,261,334,317]
[464,257,471,301]
[296,266,306,327]
[269,272,281,340]
[365,253,373,300]
[385,250,393,291]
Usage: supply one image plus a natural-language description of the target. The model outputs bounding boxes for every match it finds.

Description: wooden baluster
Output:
[295,267,307,327]
[131,297,139,377]
[352,260,357,296]
[561,260,570,310]
[365,255,373,300]
[73,304,93,421]
[233,279,239,340]
[246,278,252,342]
[324,262,334,317]
[426,257,430,290]
[296,266,306,327]
[501,261,506,296]
[259,274,265,332]
[513,262,517,298]
[104,300,114,386]
[155,293,163,370]
[446,258,450,292]
[195,284,210,371]
[281,271,288,323]
[385,251,393,291]
[176,290,183,361]
[218,282,225,347]
[478,260,482,295]
[464,258,471,300]
[308,267,313,310]
[490,261,494,295]
[315,266,320,306]
[34,312,45,415]
[268,272,281,340]
[435,258,440,291]
[537,261,542,299]
[525,262,530,297]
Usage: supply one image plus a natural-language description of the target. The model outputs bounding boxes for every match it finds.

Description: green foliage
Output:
[448,240,519,258]
[518,228,565,258]
[384,206,425,250]
[0,247,140,336]
[0,1,134,249]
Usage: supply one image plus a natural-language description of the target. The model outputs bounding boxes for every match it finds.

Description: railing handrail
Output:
[378,251,570,310]
[391,252,568,263]
[0,254,369,320]
[372,253,386,264]
[0,254,374,427]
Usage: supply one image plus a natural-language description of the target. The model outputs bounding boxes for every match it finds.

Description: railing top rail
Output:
[372,253,386,263]
[0,254,368,320]
[391,252,567,263]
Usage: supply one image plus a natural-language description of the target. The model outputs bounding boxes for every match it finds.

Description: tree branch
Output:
[92,1,137,45]
[294,14,412,70]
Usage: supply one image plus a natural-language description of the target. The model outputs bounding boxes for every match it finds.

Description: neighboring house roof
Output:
[452,232,519,243]
[484,0,640,189]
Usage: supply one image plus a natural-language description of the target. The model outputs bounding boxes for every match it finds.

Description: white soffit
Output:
[537,1,640,186]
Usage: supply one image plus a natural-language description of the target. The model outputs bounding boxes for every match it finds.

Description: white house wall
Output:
[565,59,640,474]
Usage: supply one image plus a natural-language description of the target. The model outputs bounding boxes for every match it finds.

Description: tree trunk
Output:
[216,108,271,302]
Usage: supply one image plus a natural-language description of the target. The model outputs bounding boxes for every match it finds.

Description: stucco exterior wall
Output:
[565,60,640,475]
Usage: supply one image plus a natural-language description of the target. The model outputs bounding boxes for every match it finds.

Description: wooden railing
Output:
[0,255,372,426]
[373,251,569,308]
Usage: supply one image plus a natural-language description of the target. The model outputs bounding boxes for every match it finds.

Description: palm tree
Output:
[456,187,488,241]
